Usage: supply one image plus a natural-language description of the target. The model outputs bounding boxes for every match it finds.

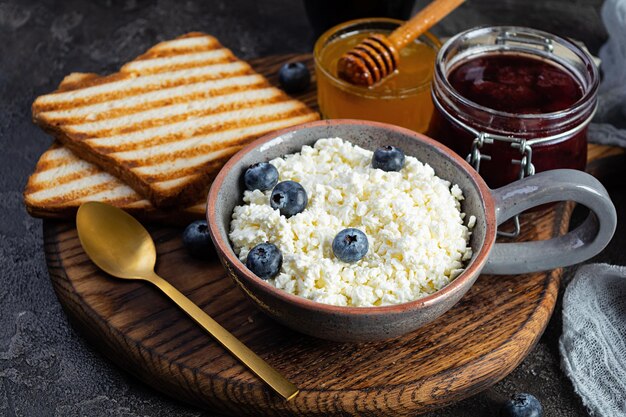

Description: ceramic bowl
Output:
[207,120,616,342]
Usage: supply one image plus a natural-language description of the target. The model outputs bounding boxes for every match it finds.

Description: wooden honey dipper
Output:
[337,0,465,87]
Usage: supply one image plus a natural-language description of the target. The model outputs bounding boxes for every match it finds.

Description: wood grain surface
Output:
[42,54,620,416]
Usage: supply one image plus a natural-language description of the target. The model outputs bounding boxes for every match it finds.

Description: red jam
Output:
[448,55,583,114]
[429,53,590,188]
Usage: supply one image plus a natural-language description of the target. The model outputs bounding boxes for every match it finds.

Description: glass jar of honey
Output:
[314,18,441,133]
[428,26,599,188]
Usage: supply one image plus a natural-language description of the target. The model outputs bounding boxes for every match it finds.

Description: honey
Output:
[314,18,440,133]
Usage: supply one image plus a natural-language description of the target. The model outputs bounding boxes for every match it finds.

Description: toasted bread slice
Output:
[24,142,206,223]
[32,32,319,207]
[25,73,205,223]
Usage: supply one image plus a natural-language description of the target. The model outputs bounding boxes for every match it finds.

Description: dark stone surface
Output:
[0,0,622,416]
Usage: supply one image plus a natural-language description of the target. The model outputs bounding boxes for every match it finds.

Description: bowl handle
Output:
[482,169,616,275]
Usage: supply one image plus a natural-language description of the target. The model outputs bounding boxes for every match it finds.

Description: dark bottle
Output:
[303,0,416,38]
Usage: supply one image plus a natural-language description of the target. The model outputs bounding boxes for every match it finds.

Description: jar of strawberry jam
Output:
[429,26,599,189]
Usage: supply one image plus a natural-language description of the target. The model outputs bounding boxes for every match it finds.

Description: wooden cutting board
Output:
[43,54,624,417]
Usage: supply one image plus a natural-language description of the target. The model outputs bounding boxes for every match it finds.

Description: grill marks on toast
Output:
[81,101,313,152]
[25,145,149,208]
[24,144,205,220]
[122,49,238,74]
[133,146,240,182]
[142,32,221,56]
[67,88,288,138]
[32,32,319,207]
[40,75,269,124]
[34,62,255,111]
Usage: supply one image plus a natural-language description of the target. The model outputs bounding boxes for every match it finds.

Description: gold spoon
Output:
[76,201,299,401]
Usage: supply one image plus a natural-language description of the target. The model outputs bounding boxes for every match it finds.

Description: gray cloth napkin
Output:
[559,1,626,416]
[588,0,626,147]
[560,264,626,417]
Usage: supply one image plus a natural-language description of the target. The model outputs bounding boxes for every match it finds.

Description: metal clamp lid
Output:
[466,132,535,237]
[495,29,554,53]
[431,95,596,237]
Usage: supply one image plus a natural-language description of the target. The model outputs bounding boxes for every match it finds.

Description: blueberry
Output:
[246,242,282,280]
[270,180,308,218]
[278,62,310,94]
[372,145,405,172]
[244,162,279,191]
[182,220,215,259]
[500,393,543,417]
[332,228,369,263]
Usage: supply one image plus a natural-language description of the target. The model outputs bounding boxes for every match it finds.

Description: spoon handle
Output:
[147,271,299,401]
[388,0,465,50]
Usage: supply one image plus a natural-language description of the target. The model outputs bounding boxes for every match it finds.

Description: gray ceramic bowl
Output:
[207,120,616,342]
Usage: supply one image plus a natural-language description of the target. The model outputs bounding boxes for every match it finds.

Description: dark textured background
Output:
[0,0,623,416]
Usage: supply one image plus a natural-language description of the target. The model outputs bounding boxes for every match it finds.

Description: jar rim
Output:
[434,25,600,121]
[313,17,441,98]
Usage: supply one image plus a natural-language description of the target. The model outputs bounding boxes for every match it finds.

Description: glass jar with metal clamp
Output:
[428,26,599,236]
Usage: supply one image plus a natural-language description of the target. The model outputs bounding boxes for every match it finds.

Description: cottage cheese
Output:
[229,138,474,307]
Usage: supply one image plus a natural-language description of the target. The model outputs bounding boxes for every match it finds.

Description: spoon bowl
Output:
[77,202,157,279]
